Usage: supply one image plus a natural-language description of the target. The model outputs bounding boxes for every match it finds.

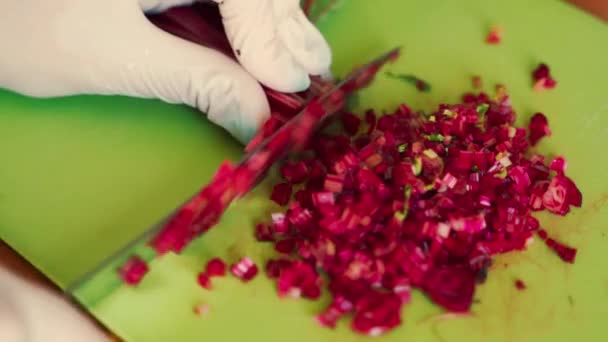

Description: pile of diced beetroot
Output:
[249,87,580,336]
[119,60,581,336]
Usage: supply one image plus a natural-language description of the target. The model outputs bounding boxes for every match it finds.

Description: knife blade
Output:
[65,47,401,293]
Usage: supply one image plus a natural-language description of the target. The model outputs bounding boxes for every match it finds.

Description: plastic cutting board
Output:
[1,0,607,341]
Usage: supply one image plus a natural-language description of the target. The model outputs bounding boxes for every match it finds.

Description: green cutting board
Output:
[1,0,607,341]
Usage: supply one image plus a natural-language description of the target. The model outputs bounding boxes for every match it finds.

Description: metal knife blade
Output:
[65,47,401,293]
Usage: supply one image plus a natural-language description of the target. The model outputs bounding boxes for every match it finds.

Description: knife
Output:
[66,47,401,294]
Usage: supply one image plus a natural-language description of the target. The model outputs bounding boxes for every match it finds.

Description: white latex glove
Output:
[0,268,108,342]
[0,0,331,143]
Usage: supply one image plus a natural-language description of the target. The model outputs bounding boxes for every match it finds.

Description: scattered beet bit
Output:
[119,256,149,286]
[545,238,577,263]
[542,174,582,216]
[275,239,296,254]
[231,257,259,282]
[514,279,526,290]
[528,112,551,146]
[205,258,227,277]
[280,161,309,184]
[486,26,503,44]
[271,183,293,206]
[197,272,213,290]
[532,63,557,91]
[266,259,291,279]
[341,112,362,136]
[277,261,323,299]
[351,291,403,336]
[255,223,275,242]
[423,266,476,312]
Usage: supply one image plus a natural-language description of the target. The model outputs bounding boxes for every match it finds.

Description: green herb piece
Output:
[385,72,432,92]
[476,103,490,115]
[424,134,445,142]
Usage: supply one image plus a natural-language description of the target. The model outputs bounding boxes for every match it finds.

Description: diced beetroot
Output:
[271,213,289,235]
[275,239,295,254]
[280,161,309,184]
[351,291,402,336]
[324,174,345,193]
[197,272,212,290]
[205,258,227,277]
[528,113,551,146]
[266,259,291,279]
[317,296,354,328]
[532,63,557,90]
[549,156,567,174]
[515,279,526,290]
[341,112,362,136]
[423,266,475,312]
[271,183,293,206]
[255,223,275,242]
[119,256,149,286]
[139,42,582,335]
[542,175,582,215]
[365,110,377,135]
[486,26,502,44]
[231,257,259,282]
[277,261,322,299]
[545,238,577,263]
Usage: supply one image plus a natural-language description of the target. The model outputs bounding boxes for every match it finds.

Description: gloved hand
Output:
[0,0,332,142]
[0,268,108,342]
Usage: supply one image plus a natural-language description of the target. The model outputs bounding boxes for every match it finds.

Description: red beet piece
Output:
[486,26,502,44]
[280,161,309,184]
[341,112,362,136]
[423,266,476,312]
[277,261,322,299]
[532,63,557,90]
[528,112,551,146]
[231,257,259,282]
[542,175,582,215]
[515,279,526,290]
[197,272,212,290]
[271,183,293,206]
[266,259,291,279]
[275,239,295,254]
[119,256,149,286]
[545,238,577,263]
[550,156,567,174]
[205,258,227,277]
[255,223,275,242]
[316,296,354,328]
[351,291,403,336]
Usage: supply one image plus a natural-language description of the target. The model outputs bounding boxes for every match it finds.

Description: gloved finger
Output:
[0,268,107,342]
[216,0,313,93]
[90,21,270,143]
[0,294,26,342]
[272,0,332,76]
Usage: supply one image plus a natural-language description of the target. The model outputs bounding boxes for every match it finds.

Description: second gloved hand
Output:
[0,0,332,142]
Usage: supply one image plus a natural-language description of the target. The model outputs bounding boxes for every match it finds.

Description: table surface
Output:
[1,0,606,340]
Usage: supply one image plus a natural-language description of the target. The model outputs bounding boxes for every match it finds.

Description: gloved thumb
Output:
[90,16,270,143]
